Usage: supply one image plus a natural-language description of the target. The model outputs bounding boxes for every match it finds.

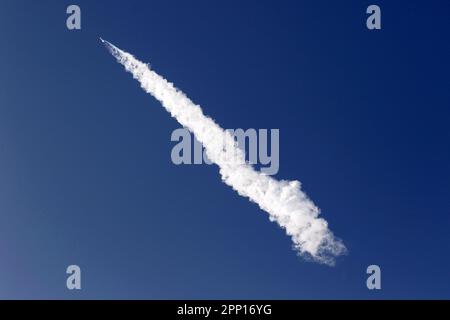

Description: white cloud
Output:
[102,39,346,265]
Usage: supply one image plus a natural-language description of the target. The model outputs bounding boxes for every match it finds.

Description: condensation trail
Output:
[101,38,346,265]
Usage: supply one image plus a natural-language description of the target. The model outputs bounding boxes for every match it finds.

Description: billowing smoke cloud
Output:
[101,39,346,265]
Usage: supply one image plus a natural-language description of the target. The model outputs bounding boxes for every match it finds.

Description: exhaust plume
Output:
[101,39,346,265]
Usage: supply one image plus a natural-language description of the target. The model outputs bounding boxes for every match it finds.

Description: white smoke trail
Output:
[101,38,346,265]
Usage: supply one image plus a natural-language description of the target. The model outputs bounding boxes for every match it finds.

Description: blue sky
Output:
[0,0,449,299]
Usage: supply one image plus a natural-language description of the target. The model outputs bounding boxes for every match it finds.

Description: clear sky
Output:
[0,0,449,299]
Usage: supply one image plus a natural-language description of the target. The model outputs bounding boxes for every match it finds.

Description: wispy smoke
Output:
[101,38,346,265]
